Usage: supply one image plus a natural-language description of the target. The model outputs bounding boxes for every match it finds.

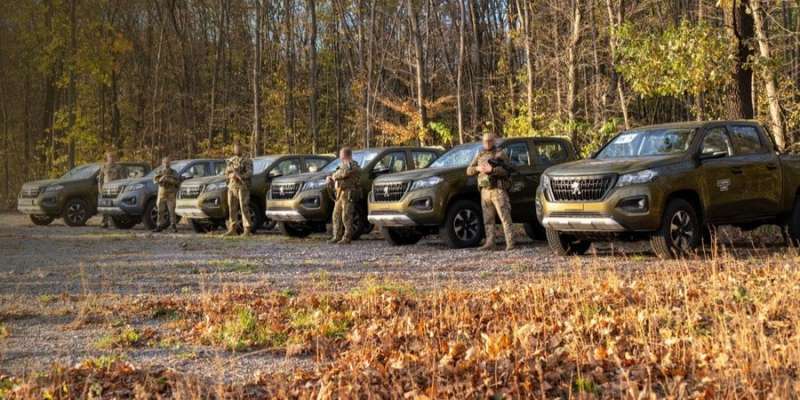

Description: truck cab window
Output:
[701,128,732,156]
[729,126,765,155]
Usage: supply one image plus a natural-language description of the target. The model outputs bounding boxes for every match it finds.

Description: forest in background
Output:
[1,0,800,208]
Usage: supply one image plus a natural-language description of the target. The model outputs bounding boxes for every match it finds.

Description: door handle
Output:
[766,163,778,170]
[730,167,744,175]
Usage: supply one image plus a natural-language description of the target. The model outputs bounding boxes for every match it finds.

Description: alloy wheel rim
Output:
[151,206,159,225]
[453,209,479,241]
[67,203,86,224]
[669,210,695,251]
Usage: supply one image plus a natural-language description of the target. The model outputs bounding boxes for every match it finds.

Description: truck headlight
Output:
[616,169,658,187]
[540,175,552,201]
[302,179,327,192]
[123,183,145,192]
[204,182,227,192]
[43,185,63,193]
[409,176,443,192]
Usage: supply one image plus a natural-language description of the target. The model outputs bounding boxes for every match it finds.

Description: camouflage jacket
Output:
[97,161,123,189]
[153,166,181,192]
[331,160,361,193]
[466,147,511,190]
[225,155,253,188]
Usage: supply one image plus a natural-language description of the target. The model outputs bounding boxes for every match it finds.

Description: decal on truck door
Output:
[717,178,731,192]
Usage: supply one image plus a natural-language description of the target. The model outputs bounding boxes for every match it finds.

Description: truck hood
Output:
[104,176,150,189]
[545,154,687,176]
[182,175,225,186]
[373,166,463,183]
[272,170,330,185]
[21,179,61,191]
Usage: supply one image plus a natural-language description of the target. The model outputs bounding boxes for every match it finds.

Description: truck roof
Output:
[630,120,762,131]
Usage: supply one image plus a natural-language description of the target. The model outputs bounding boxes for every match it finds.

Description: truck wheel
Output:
[381,227,423,246]
[650,198,700,259]
[244,201,265,232]
[111,215,140,230]
[786,197,800,245]
[523,220,547,241]
[350,207,372,240]
[545,228,591,256]
[143,199,158,230]
[29,215,54,226]
[63,198,91,227]
[278,222,312,238]
[440,200,484,248]
[263,218,277,231]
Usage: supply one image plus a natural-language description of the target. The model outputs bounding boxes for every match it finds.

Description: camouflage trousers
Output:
[331,190,356,241]
[156,189,177,227]
[227,184,252,232]
[480,188,515,246]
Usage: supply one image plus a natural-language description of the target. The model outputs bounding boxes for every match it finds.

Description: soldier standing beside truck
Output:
[467,133,516,251]
[97,152,123,228]
[224,143,254,237]
[326,147,361,244]
[152,156,180,233]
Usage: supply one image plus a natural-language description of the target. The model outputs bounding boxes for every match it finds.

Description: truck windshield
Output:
[430,143,481,168]
[596,128,694,159]
[146,161,190,177]
[322,150,379,172]
[60,164,100,180]
[253,156,278,174]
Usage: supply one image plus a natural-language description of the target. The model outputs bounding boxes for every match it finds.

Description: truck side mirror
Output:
[181,172,193,180]
[268,170,283,178]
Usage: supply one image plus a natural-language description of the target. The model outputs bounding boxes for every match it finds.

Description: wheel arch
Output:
[664,190,704,225]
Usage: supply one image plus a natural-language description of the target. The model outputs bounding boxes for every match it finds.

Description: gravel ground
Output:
[0,211,789,382]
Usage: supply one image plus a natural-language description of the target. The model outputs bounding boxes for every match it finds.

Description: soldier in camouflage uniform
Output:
[224,142,254,236]
[467,133,516,251]
[152,156,180,233]
[326,147,361,244]
[97,151,123,228]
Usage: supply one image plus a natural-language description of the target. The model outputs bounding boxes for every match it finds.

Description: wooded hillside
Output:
[1,0,799,206]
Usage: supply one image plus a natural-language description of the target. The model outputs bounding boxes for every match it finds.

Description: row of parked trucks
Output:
[17,120,800,258]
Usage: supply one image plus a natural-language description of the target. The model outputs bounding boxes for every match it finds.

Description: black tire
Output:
[786,197,800,246]
[278,222,312,238]
[523,220,547,241]
[381,226,423,246]
[545,228,591,256]
[143,199,158,230]
[439,200,484,248]
[190,219,216,233]
[650,198,701,259]
[29,215,54,226]
[111,215,140,230]
[263,218,277,231]
[62,198,91,227]
[350,207,372,240]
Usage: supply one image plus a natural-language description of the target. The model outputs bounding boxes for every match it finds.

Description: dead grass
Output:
[7,251,800,398]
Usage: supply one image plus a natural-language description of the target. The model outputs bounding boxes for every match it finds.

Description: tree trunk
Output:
[566,0,582,143]
[284,0,296,150]
[407,0,428,146]
[252,0,262,156]
[67,0,77,168]
[750,0,786,149]
[308,0,319,153]
[517,0,534,128]
[209,0,226,149]
[456,0,465,144]
[724,0,755,120]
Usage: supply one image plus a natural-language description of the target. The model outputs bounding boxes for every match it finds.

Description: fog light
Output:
[302,196,321,209]
[617,196,649,213]
[203,197,221,208]
[122,196,137,206]
[411,197,433,211]
[41,196,57,206]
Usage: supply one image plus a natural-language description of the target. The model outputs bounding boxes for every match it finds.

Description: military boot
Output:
[240,229,252,237]
[505,241,516,251]
[152,225,165,233]
[222,229,238,237]
[479,238,496,251]
[171,225,178,233]
[337,238,352,245]
[327,236,341,244]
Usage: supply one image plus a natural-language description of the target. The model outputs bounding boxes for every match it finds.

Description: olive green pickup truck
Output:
[266,147,443,238]
[368,137,577,248]
[537,120,800,258]
[176,154,332,233]
[17,162,151,227]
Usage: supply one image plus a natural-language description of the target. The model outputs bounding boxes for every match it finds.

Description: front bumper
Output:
[538,184,664,233]
[367,186,444,227]
[176,191,227,220]
[17,195,61,216]
[97,190,148,216]
[267,189,332,223]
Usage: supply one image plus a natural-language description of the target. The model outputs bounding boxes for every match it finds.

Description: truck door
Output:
[502,140,537,221]
[697,126,745,223]
[728,124,782,218]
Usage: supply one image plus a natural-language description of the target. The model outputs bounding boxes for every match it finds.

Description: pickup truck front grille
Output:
[271,183,300,200]
[20,187,40,198]
[102,185,124,198]
[179,184,203,199]
[549,175,615,202]
[372,182,409,202]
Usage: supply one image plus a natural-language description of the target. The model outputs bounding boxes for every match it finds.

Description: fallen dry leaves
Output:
[8,257,800,399]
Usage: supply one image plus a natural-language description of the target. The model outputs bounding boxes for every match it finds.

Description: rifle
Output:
[487,157,517,175]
